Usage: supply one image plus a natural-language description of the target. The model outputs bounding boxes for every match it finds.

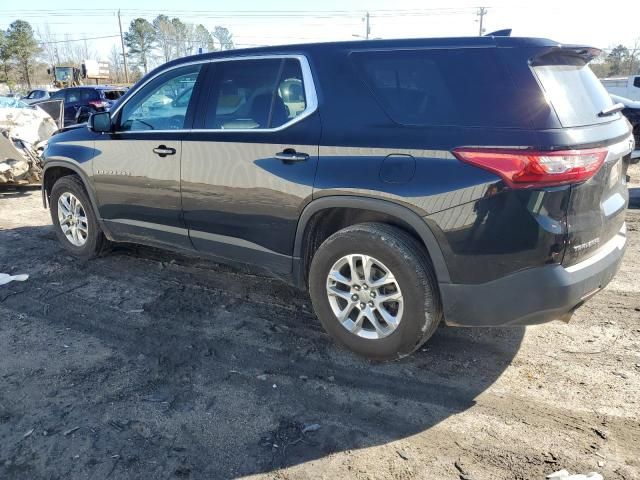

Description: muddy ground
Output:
[0,166,639,480]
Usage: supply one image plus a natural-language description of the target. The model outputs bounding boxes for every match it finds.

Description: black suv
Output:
[49,86,127,126]
[42,36,633,360]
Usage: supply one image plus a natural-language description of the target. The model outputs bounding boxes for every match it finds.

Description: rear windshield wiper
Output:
[598,102,625,117]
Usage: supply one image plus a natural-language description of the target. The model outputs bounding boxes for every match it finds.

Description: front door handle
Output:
[275,149,309,163]
[153,145,176,157]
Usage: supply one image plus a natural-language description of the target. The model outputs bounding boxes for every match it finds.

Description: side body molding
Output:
[293,196,451,286]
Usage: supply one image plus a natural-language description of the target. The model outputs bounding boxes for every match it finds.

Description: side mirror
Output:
[89,111,112,133]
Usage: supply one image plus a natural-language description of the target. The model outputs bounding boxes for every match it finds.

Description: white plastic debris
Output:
[547,469,604,480]
[0,273,29,286]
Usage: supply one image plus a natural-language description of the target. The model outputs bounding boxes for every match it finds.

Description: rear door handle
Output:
[275,149,309,163]
[153,145,176,157]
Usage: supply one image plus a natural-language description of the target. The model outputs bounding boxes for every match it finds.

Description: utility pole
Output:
[477,7,487,36]
[117,10,129,83]
[365,12,370,40]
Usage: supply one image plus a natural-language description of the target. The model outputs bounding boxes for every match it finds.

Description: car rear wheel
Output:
[309,223,442,360]
[50,175,109,259]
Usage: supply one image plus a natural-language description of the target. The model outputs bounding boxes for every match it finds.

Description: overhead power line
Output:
[38,34,120,45]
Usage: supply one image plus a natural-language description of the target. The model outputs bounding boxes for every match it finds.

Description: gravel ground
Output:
[0,165,639,480]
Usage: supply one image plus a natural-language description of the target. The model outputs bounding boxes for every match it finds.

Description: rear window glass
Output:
[533,64,617,127]
[103,90,125,101]
[352,48,528,128]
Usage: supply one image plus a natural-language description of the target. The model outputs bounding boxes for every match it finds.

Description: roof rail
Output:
[485,29,512,37]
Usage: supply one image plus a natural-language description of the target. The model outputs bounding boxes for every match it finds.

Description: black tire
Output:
[50,175,110,259]
[308,223,442,361]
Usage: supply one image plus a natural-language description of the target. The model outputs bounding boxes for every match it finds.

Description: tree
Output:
[626,39,640,76]
[193,24,215,54]
[125,18,155,74]
[109,44,123,83]
[212,26,234,50]
[607,45,629,76]
[36,24,59,67]
[0,30,12,85]
[6,20,41,88]
[153,14,175,63]
[171,18,196,58]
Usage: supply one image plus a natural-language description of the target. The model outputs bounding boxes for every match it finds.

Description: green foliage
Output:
[193,24,215,54]
[212,26,234,51]
[3,20,40,88]
[153,14,175,63]
[591,44,639,78]
[607,45,630,76]
[124,18,156,74]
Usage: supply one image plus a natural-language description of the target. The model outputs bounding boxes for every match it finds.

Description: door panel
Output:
[92,63,203,249]
[93,133,187,248]
[182,56,320,273]
[181,138,318,271]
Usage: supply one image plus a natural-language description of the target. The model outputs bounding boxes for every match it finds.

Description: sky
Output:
[1,0,639,63]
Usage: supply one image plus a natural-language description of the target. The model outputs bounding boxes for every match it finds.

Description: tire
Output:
[50,175,110,259]
[309,223,442,361]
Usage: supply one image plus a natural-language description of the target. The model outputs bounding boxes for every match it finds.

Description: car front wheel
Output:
[50,175,109,259]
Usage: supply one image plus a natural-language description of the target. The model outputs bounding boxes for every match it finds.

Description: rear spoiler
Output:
[484,29,512,37]
[530,45,602,66]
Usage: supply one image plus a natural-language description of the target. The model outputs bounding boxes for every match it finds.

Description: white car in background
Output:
[602,75,640,101]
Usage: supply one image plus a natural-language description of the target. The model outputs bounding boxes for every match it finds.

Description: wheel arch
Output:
[42,161,112,238]
[293,196,450,288]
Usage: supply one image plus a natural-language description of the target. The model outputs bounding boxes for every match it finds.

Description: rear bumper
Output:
[440,223,627,327]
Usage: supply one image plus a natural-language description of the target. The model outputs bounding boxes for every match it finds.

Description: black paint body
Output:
[43,36,633,326]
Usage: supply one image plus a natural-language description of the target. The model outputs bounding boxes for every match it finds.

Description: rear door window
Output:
[66,90,80,103]
[103,90,125,101]
[533,63,618,127]
[80,89,98,102]
[203,58,307,130]
[352,48,527,128]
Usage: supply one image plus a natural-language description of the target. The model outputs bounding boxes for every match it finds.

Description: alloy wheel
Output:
[57,192,89,247]
[326,254,404,339]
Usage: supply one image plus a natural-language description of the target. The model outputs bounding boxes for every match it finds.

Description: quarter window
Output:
[118,64,201,131]
[352,49,527,128]
[204,58,307,130]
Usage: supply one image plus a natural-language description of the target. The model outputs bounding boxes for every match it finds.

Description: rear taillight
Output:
[452,147,608,188]
[88,100,108,109]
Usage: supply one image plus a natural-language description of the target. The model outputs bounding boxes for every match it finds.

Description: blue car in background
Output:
[49,85,127,126]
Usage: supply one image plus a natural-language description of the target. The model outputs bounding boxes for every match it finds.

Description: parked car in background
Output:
[602,75,640,101]
[49,86,127,126]
[22,89,59,105]
[611,94,640,162]
[42,36,633,360]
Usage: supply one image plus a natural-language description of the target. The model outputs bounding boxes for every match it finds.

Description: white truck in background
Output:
[601,75,640,101]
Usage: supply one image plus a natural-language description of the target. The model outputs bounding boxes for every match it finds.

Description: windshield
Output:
[55,67,73,83]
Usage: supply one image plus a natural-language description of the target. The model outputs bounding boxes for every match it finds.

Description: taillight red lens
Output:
[452,147,608,188]
[88,100,107,109]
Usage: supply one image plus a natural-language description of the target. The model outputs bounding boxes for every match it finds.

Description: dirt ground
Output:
[0,166,639,480]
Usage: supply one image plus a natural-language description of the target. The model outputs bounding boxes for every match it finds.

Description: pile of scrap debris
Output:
[0,97,62,185]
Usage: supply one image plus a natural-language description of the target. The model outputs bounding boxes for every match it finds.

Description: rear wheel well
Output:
[299,207,433,286]
[43,167,80,205]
